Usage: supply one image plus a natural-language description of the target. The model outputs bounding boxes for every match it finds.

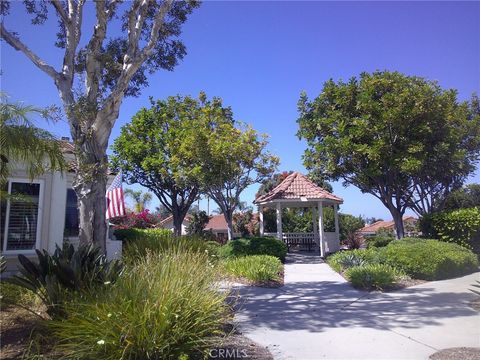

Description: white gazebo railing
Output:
[263,232,341,253]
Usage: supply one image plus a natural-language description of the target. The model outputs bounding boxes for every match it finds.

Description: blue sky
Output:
[1,1,479,219]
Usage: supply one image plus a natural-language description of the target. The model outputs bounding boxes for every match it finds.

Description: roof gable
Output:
[254,172,343,204]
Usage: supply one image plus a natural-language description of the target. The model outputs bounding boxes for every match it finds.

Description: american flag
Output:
[106,171,126,220]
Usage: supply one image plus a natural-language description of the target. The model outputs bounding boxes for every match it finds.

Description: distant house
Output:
[358,216,419,237]
[159,214,192,235]
[204,214,241,242]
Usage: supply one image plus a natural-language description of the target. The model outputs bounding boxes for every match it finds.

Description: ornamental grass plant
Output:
[222,255,282,284]
[47,250,230,359]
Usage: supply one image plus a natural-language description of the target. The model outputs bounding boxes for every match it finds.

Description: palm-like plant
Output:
[124,189,153,213]
[0,93,65,185]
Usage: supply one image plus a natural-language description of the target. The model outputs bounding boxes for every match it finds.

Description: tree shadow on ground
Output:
[233,279,478,334]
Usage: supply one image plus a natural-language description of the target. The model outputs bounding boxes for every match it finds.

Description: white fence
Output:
[263,232,339,254]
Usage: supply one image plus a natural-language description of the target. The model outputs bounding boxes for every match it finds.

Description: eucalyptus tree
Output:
[298,71,480,238]
[1,0,199,249]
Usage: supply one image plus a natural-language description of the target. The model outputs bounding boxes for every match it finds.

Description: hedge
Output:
[113,228,172,242]
[431,207,480,254]
[217,237,288,262]
[329,238,478,281]
[383,238,478,280]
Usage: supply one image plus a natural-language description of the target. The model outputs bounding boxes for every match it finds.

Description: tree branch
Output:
[94,0,174,145]
[61,0,85,84]
[85,0,108,104]
[50,0,70,24]
[0,24,59,80]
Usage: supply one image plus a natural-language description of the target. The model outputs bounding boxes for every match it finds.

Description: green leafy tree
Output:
[1,0,200,250]
[186,210,210,236]
[111,95,208,236]
[443,184,480,211]
[124,189,153,213]
[0,94,64,185]
[298,71,480,238]
[323,207,365,241]
[178,100,279,240]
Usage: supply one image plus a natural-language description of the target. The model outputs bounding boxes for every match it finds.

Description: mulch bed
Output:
[429,347,480,360]
[208,323,273,360]
[1,307,42,360]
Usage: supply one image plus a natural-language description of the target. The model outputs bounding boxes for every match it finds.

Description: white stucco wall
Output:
[162,219,189,235]
[47,171,68,253]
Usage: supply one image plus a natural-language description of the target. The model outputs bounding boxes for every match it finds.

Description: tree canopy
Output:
[443,184,480,211]
[176,102,279,240]
[111,94,212,235]
[297,70,480,238]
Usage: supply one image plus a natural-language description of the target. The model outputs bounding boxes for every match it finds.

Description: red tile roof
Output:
[358,216,417,233]
[254,172,343,204]
[205,214,228,231]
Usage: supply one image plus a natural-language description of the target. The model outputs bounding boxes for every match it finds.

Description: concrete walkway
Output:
[234,254,480,360]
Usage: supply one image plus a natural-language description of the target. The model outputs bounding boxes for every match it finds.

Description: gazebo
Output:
[254,172,343,257]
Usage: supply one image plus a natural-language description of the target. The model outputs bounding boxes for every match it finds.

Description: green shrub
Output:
[217,237,287,262]
[345,264,402,290]
[113,227,172,242]
[327,248,384,272]
[432,207,480,253]
[222,255,282,284]
[383,238,479,280]
[366,235,395,248]
[9,244,123,318]
[47,250,229,360]
[123,233,219,263]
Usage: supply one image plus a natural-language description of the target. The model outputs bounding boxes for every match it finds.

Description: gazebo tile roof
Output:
[254,172,343,204]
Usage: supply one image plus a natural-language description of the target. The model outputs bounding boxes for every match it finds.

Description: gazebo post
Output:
[334,203,340,243]
[317,201,325,257]
[312,206,318,243]
[276,202,283,241]
[259,206,264,236]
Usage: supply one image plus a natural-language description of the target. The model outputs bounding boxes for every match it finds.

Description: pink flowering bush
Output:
[110,209,161,230]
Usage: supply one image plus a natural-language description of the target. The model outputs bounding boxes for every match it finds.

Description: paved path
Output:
[234,254,480,360]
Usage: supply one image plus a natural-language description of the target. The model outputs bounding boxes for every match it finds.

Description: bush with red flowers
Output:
[110,209,162,230]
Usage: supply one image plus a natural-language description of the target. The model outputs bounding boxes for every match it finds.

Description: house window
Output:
[64,189,79,237]
[1,180,43,253]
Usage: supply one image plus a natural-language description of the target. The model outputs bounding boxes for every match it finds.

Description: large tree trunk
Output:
[72,137,109,252]
[224,210,234,241]
[173,212,183,236]
[388,207,405,239]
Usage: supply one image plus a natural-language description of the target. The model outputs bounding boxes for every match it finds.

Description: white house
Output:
[159,214,192,235]
[1,141,116,272]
